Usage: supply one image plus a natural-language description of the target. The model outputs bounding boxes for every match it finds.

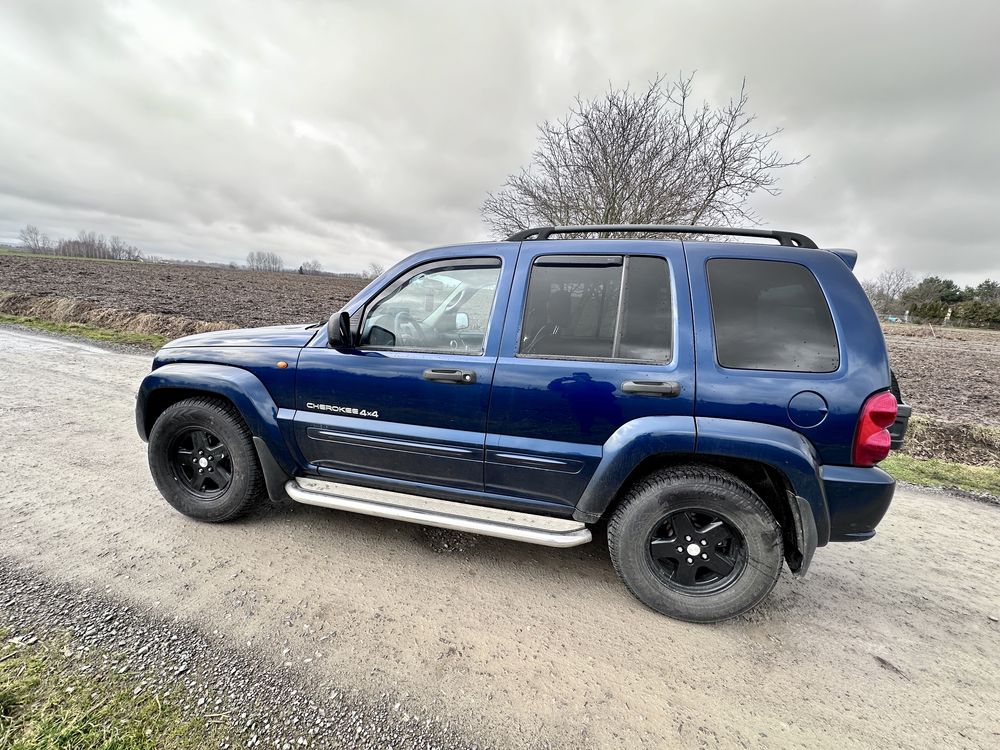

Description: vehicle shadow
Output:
[241,495,621,583]
[234,493,958,636]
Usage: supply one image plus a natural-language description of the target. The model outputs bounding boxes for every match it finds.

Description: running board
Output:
[285,477,592,548]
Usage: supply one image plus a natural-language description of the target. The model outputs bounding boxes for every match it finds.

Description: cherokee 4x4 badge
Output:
[305,402,379,419]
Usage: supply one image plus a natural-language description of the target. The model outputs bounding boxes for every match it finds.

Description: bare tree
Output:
[18,224,52,253]
[482,74,803,237]
[298,259,323,275]
[862,267,916,315]
[363,261,385,280]
[108,235,143,261]
[246,250,284,272]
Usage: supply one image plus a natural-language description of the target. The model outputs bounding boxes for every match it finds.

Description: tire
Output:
[608,465,783,623]
[147,396,264,522]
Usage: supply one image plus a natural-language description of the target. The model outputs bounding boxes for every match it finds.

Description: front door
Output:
[485,241,695,509]
[294,253,514,491]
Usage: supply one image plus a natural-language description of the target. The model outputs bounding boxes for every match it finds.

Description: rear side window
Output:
[519,255,672,362]
[707,259,839,372]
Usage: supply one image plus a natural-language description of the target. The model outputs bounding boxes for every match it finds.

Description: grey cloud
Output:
[1,0,997,283]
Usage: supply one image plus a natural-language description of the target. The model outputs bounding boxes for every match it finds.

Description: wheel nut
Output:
[687,557,693,564]
[676,546,683,553]
[701,539,707,545]
[701,553,708,559]
[198,469,203,473]
[685,536,692,542]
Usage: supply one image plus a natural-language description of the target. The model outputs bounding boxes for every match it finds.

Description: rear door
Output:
[293,250,516,490]
[484,241,695,510]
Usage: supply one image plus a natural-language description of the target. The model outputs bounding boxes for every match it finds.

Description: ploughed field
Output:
[2,253,998,467]
[883,324,999,426]
[0,252,364,327]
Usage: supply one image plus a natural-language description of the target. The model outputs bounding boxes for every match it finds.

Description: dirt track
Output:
[1,328,998,749]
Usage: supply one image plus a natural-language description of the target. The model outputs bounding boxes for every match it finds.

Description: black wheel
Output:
[148,397,264,522]
[608,465,783,623]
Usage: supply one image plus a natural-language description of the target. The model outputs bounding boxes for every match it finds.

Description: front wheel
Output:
[148,397,265,522]
[608,465,783,623]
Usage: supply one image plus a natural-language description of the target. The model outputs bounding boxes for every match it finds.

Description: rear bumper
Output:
[821,465,896,542]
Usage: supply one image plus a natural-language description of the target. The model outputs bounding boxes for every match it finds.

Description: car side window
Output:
[519,254,672,362]
[359,260,501,354]
[707,258,840,372]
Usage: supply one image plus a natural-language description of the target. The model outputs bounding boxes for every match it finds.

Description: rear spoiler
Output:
[828,248,858,270]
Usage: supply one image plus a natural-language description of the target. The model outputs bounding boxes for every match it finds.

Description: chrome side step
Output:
[285,477,592,548]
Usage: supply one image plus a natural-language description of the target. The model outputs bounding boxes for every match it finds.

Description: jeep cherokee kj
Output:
[136,225,911,622]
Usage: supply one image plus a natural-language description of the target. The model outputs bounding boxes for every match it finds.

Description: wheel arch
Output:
[573,416,828,575]
[141,386,220,437]
[601,453,813,574]
[136,363,298,476]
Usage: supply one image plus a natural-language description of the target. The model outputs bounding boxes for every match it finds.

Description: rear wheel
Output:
[148,397,264,522]
[608,465,783,623]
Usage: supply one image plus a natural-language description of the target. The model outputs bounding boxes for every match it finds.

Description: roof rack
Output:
[505,224,819,249]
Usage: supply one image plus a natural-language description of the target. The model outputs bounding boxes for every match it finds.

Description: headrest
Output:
[547,289,573,327]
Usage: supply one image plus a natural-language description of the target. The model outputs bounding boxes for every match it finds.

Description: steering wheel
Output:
[393,311,428,346]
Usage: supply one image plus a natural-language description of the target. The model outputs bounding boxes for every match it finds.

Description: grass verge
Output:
[882,453,1000,497]
[0,314,165,349]
[0,630,230,750]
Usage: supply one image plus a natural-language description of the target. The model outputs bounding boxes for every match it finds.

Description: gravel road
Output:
[1,328,998,749]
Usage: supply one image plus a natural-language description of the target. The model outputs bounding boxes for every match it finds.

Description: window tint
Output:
[707,259,839,372]
[618,256,672,361]
[519,255,672,361]
[360,261,500,354]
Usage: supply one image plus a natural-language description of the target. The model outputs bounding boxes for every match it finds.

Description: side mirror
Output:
[454,312,469,330]
[366,325,396,348]
[327,310,353,348]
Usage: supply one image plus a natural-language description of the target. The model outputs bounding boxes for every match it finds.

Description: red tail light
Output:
[853,391,898,466]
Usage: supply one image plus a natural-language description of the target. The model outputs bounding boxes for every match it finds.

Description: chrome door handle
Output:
[621,380,681,397]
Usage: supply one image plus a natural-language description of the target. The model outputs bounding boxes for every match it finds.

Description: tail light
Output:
[853,391,898,466]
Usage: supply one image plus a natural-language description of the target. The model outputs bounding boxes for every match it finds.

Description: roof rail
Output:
[505,224,819,249]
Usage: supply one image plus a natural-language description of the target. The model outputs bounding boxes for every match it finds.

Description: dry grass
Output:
[0,293,228,342]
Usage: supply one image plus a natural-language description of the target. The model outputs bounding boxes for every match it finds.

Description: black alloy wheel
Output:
[168,427,234,499]
[648,509,746,593]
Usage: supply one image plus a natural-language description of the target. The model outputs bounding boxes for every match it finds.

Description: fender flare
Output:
[694,417,831,547]
[135,363,297,476]
[572,415,830,555]
[573,416,697,523]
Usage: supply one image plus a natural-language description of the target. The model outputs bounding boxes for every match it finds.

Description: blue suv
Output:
[136,225,910,622]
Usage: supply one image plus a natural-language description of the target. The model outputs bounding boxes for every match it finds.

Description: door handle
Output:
[423,368,477,384]
[621,380,681,397]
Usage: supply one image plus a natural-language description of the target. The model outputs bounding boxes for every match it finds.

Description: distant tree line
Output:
[18,223,386,279]
[245,250,284,272]
[863,268,1000,328]
[19,224,142,261]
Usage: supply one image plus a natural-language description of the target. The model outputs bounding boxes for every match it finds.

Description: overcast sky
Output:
[1,0,997,283]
